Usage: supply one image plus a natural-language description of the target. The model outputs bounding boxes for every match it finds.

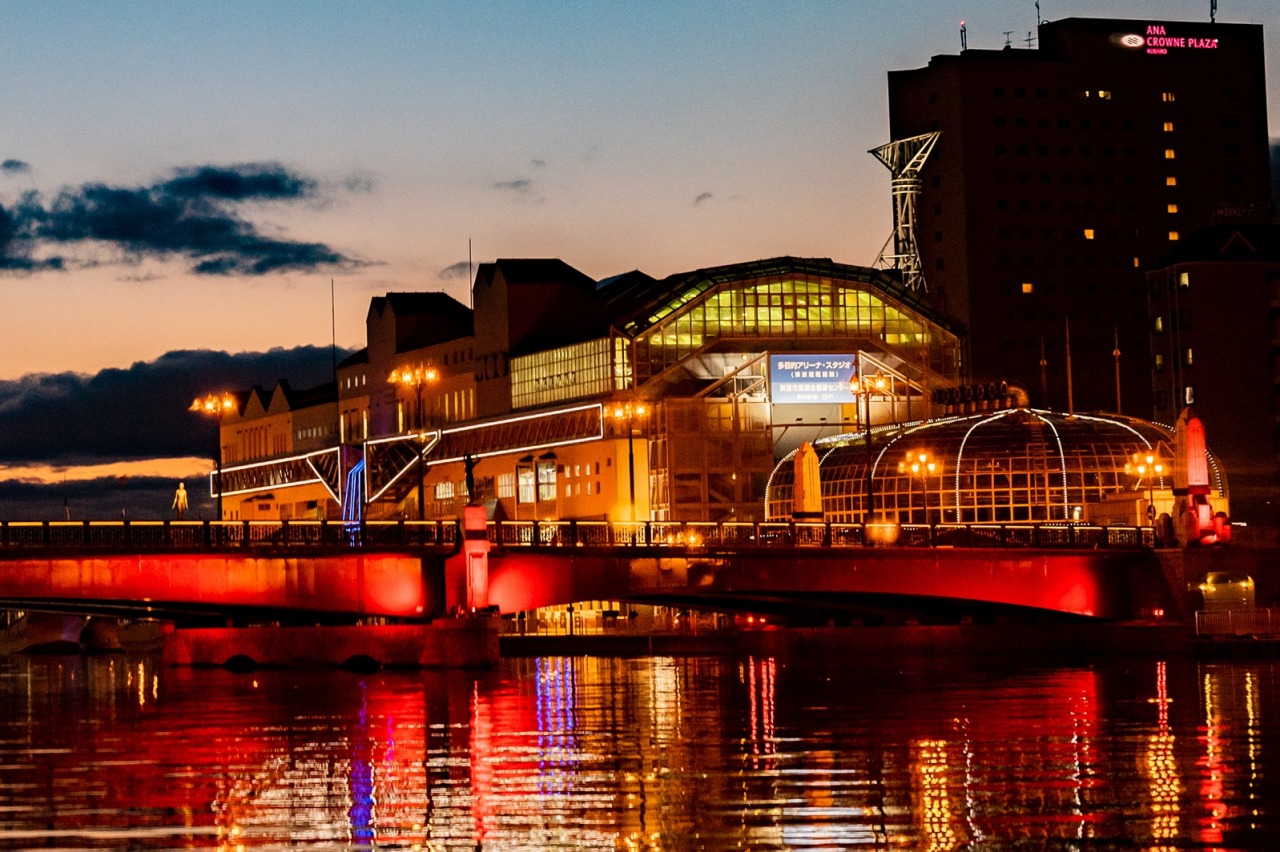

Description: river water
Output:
[1,646,1278,850]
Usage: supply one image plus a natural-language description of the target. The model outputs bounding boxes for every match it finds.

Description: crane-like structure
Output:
[869,131,940,293]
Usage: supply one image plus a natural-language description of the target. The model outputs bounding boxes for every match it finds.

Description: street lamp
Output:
[1132,452,1165,526]
[389,363,440,520]
[190,392,236,521]
[849,370,888,523]
[606,401,649,522]
[898,451,936,524]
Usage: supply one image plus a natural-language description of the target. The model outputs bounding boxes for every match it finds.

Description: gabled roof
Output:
[368,291,474,353]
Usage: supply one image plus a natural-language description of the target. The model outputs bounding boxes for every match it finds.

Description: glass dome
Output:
[766,408,1228,524]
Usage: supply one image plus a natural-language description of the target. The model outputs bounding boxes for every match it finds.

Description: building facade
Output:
[1146,224,1280,523]
[214,257,963,524]
[886,16,1272,416]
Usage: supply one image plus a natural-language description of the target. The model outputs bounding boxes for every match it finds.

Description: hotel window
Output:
[1183,348,1194,367]
[1167,204,1178,214]
[1133,257,1141,268]
[1083,229,1095,240]
[537,461,557,502]
[1161,92,1176,102]
[1164,149,1176,159]
[517,466,535,503]
[1169,231,1180,241]
[1178,272,1190,288]
[496,472,515,499]
[1166,176,1177,186]
[1184,386,1195,406]
[1021,282,1034,294]
[1153,316,1165,334]
[1163,121,1175,132]
[434,481,455,501]
[1154,353,1165,372]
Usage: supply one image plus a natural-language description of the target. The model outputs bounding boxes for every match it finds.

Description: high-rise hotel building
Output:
[886,16,1271,416]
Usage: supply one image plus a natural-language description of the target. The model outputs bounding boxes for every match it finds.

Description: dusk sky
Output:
[0,1,1277,513]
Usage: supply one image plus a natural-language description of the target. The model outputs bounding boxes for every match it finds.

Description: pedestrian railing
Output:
[0,518,1156,553]
[1195,608,1280,636]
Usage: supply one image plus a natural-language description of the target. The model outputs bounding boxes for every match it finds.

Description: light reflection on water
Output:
[1,649,1279,849]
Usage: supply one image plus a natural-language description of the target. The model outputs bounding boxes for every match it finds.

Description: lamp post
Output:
[849,370,887,523]
[1133,452,1164,526]
[606,401,648,522]
[190,392,236,521]
[898,451,935,524]
[389,363,439,520]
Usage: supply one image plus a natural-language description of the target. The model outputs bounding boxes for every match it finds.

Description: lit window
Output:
[1083,228,1095,240]
[1164,149,1176,159]
[1163,121,1175,132]
[1021,282,1034,294]
[1166,176,1177,186]
[1133,257,1141,268]
[1169,231,1179,241]
[1184,386,1195,405]
[1162,92,1176,102]
[1097,90,1112,99]
[434,481,455,500]
[497,473,515,499]
[1183,348,1193,367]
[1178,271,1190,288]
[1154,316,1164,334]
[1167,204,1178,214]
[1154,353,1165,371]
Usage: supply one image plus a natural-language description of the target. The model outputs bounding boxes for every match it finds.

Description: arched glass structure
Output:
[766,408,1229,524]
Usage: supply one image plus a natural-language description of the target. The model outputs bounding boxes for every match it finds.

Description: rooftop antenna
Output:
[869,132,942,293]
[1024,30,1036,49]
[468,238,474,310]
[1210,0,1216,22]
[1003,31,1014,47]
[960,20,968,51]
[1035,0,1041,24]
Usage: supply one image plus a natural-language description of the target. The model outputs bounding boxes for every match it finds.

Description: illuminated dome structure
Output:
[766,408,1228,526]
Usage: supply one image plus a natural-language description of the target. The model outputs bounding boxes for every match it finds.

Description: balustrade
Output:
[0,518,1156,553]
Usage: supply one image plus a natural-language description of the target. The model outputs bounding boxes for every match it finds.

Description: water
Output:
[1,648,1278,850]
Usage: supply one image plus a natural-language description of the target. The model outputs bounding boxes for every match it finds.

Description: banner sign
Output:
[769,354,857,404]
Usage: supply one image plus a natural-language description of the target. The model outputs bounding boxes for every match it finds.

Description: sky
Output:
[0,0,1277,517]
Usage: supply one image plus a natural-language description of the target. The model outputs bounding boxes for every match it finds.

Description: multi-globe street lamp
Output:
[1133,451,1165,527]
[898,450,936,524]
[189,392,236,521]
[606,401,649,522]
[389,363,440,520]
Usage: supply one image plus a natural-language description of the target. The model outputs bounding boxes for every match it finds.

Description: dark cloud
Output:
[1,159,30,174]
[0,163,363,275]
[494,178,532,194]
[530,159,546,168]
[159,163,315,201]
[694,192,713,205]
[0,345,352,466]
[437,261,471,281]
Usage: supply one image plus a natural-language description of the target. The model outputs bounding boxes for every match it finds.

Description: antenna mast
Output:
[960,20,967,50]
[869,131,942,292]
[1210,0,1217,22]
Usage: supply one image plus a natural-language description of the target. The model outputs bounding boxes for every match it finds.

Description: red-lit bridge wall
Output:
[0,553,428,618]
[482,547,1174,620]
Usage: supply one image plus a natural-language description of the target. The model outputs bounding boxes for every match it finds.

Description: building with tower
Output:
[884,15,1272,416]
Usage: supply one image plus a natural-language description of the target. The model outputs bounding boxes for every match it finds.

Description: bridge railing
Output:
[0,518,1156,552]
[478,519,1156,550]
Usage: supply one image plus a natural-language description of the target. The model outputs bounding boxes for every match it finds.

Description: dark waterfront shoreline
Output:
[500,621,1198,659]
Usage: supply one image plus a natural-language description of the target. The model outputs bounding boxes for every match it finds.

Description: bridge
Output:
[0,518,1172,625]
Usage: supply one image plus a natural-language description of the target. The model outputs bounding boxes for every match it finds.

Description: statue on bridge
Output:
[172,482,189,520]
